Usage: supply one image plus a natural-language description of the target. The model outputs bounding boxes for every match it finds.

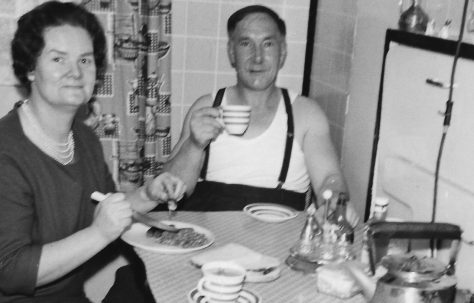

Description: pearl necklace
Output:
[21,100,75,165]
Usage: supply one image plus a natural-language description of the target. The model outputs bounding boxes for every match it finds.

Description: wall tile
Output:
[183,72,215,105]
[185,38,217,71]
[284,6,309,42]
[257,0,285,6]
[0,85,22,117]
[325,96,340,127]
[309,80,331,112]
[280,41,306,75]
[219,3,245,38]
[276,75,303,94]
[187,1,219,37]
[15,0,39,17]
[316,12,355,53]
[445,0,465,37]
[328,90,348,129]
[215,72,237,90]
[172,1,187,35]
[217,40,233,71]
[0,0,16,16]
[318,0,357,17]
[286,0,310,8]
[0,17,16,85]
[221,0,254,3]
[171,71,183,106]
[315,12,331,47]
[329,52,351,91]
[171,36,185,70]
[260,4,284,18]
[1,0,310,151]
[311,46,332,83]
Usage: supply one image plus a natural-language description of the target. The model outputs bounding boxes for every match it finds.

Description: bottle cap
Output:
[322,189,333,200]
[374,197,389,207]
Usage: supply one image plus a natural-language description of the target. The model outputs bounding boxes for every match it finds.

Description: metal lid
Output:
[381,253,447,283]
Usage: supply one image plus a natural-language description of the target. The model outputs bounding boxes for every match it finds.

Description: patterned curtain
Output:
[81,0,172,192]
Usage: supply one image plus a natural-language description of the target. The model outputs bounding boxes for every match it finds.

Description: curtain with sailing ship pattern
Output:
[81,0,172,192]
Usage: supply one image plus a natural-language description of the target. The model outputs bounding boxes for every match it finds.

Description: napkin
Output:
[191,243,281,282]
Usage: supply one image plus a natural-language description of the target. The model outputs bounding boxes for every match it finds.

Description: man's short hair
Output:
[227,5,286,37]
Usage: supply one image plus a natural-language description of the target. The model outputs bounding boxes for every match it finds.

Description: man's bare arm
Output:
[162,95,223,195]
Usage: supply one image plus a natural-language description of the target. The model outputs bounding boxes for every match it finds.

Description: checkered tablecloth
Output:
[134,211,366,303]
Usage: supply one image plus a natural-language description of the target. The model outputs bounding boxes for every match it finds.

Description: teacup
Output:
[220,105,251,136]
[197,261,246,302]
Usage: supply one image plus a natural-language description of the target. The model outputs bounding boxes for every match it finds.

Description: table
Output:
[134,211,366,303]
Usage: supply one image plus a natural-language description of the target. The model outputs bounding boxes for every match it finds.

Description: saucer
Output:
[243,203,298,223]
[188,288,261,303]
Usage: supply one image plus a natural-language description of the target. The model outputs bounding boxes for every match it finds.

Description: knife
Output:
[90,191,179,232]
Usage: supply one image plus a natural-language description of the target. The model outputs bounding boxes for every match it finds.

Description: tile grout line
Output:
[180,0,189,120]
[213,0,223,91]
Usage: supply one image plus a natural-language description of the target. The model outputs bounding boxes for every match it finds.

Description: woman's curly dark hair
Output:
[11,1,107,93]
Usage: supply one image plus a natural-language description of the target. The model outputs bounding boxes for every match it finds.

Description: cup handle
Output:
[197,278,217,303]
[197,278,207,293]
[216,107,225,128]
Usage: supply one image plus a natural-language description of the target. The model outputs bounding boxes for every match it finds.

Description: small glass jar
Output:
[399,0,430,33]
[466,0,474,43]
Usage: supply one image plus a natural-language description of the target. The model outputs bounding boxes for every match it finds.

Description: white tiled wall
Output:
[309,0,357,158]
[170,0,310,146]
[0,0,309,145]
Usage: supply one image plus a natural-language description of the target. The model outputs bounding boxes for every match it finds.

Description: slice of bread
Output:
[191,243,281,283]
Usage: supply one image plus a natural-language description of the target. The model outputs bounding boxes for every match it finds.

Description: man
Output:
[164,5,358,225]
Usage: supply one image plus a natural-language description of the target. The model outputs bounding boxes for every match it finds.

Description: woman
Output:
[0,1,184,302]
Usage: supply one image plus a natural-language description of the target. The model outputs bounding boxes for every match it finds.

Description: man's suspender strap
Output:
[199,88,295,190]
[199,88,226,180]
[277,88,294,189]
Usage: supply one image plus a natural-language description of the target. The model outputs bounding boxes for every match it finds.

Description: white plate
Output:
[246,266,281,283]
[121,221,214,254]
[243,203,298,223]
[187,288,261,303]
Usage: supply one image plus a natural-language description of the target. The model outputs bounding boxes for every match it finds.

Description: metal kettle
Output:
[366,222,462,303]
[370,254,457,303]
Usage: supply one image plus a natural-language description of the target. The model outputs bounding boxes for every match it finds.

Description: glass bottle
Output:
[299,211,320,242]
[289,204,321,258]
[369,197,389,223]
[330,193,354,244]
[360,197,389,269]
[399,0,430,33]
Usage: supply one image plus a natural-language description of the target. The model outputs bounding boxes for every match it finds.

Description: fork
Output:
[168,200,177,219]
[90,191,179,232]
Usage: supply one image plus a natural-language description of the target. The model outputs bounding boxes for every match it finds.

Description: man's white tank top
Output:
[205,89,310,193]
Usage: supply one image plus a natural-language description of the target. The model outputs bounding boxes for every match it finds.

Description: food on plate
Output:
[389,255,436,273]
[146,226,210,248]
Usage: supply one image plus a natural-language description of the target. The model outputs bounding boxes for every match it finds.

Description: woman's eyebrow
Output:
[46,49,94,57]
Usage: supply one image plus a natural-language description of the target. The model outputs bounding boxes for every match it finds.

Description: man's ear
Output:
[279,41,287,69]
[227,40,236,68]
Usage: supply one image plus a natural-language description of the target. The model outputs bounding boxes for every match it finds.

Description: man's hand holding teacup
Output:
[189,107,224,149]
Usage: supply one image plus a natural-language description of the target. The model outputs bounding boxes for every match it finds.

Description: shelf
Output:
[386,29,474,61]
